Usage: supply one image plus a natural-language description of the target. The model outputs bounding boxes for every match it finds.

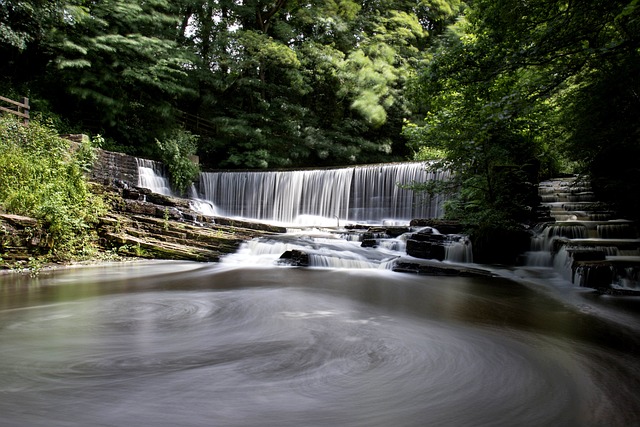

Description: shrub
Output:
[155,129,200,195]
[0,115,105,259]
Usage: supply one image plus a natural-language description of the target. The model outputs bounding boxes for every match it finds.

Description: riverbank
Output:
[0,180,287,274]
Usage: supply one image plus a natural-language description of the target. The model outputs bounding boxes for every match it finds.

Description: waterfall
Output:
[524,177,640,291]
[197,162,449,225]
[136,158,173,196]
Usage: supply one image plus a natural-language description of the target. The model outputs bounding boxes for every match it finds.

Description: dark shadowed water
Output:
[1,261,640,426]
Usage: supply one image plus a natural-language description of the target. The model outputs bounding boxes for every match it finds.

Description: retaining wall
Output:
[62,134,140,186]
[91,149,139,185]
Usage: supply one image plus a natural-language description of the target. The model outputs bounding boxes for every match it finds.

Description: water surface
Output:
[1,261,639,426]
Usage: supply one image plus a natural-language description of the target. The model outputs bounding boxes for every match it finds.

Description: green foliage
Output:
[177,0,462,168]
[1,0,194,151]
[155,129,201,194]
[558,54,640,220]
[0,116,106,259]
[1,0,463,168]
[405,0,640,232]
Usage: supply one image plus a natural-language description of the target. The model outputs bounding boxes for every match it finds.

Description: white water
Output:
[133,159,471,268]
[221,227,473,269]
[197,163,449,225]
[135,160,448,226]
[524,177,640,290]
[136,158,173,196]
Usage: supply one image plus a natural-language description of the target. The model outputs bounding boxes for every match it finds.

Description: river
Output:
[1,254,640,426]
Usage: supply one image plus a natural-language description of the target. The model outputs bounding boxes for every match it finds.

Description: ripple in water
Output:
[0,281,620,427]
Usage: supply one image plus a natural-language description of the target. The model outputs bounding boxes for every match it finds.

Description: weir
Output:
[197,163,449,225]
[136,160,450,225]
[134,159,472,266]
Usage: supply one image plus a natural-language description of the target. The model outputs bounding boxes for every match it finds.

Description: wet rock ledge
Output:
[0,182,286,269]
[95,182,286,262]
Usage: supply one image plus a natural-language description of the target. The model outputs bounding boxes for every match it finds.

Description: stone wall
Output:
[91,149,139,186]
[61,134,140,186]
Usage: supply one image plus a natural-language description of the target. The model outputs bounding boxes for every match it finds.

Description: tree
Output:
[178,0,462,168]
[1,0,194,151]
[2,0,462,168]
[406,0,640,233]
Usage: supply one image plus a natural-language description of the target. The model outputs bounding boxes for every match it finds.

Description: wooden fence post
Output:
[0,95,30,125]
[21,97,29,125]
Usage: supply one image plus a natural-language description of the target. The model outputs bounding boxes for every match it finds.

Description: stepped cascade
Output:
[136,158,172,196]
[197,163,450,225]
[525,176,640,292]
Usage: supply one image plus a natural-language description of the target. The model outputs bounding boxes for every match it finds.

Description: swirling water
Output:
[1,261,640,426]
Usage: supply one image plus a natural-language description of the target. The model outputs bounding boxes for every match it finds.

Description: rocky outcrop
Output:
[95,182,285,262]
[278,250,310,266]
[409,219,463,234]
[1,181,287,270]
[0,214,50,264]
[392,259,494,277]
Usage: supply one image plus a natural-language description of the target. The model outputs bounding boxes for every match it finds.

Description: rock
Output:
[574,262,615,288]
[410,219,463,234]
[392,260,494,277]
[213,217,287,234]
[361,239,377,248]
[0,214,38,228]
[367,226,410,238]
[409,228,447,242]
[405,228,448,260]
[406,239,446,260]
[122,199,157,216]
[568,249,607,262]
[278,250,310,266]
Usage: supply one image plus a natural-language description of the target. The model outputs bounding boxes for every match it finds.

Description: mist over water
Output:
[1,261,640,426]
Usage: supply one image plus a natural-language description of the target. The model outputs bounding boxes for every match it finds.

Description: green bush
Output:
[155,129,200,195]
[0,115,105,259]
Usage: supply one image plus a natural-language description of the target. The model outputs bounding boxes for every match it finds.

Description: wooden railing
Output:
[0,95,30,125]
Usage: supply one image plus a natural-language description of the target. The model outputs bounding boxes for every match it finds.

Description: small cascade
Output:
[189,199,218,217]
[444,235,474,263]
[220,222,473,270]
[134,159,222,219]
[136,158,173,196]
[221,230,400,270]
[524,176,640,292]
[197,162,450,225]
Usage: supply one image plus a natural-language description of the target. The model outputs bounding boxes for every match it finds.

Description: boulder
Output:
[405,228,448,260]
[278,250,310,266]
[406,239,446,261]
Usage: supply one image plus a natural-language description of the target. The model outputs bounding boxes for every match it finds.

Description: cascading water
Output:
[136,158,173,196]
[197,163,449,225]
[524,177,640,291]
[134,159,470,267]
